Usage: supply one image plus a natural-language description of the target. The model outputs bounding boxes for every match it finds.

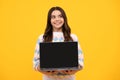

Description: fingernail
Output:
[52,71,55,73]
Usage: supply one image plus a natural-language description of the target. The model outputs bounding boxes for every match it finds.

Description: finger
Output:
[47,71,51,72]
[70,70,73,72]
[52,71,55,73]
[65,70,69,72]
[64,70,69,74]
[36,66,39,71]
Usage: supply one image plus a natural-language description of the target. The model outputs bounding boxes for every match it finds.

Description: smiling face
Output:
[50,10,64,32]
[43,6,73,42]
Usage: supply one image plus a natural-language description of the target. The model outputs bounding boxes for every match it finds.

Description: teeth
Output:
[55,22,61,24]
[55,23,60,25]
[56,22,60,24]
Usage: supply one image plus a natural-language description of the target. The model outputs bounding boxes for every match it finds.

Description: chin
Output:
[54,26,62,28]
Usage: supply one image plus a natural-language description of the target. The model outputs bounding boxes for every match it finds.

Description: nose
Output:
[55,16,60,21]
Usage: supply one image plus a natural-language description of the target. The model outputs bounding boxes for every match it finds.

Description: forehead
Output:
[51,10,62,15]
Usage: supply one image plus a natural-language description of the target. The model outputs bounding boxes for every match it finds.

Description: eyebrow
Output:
[51,13,62,16]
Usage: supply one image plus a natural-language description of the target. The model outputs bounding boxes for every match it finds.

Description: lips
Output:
[54,21,62,25]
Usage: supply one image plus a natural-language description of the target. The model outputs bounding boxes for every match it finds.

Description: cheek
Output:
[61,18,64,23]
[50,19,54,24]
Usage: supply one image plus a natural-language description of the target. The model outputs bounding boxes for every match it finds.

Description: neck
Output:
[53,28,62,32]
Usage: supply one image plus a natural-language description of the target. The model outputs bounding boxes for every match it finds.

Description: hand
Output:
[36,64,41,72]
[42,70,58,75]
[61,70,78,75]
[36,65,58,75]
[78,65,83,71]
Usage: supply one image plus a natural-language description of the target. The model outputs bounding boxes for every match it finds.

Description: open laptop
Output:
[39,42,79,71]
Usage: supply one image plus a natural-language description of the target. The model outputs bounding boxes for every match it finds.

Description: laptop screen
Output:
[39,42,79,71]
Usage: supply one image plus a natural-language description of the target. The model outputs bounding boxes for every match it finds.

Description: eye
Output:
[51,15,55,19]
[59,14,63,18]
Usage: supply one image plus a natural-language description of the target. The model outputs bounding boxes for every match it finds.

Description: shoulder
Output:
[38,34,44,39]
[70,33,78,41]
[37,34,44,42]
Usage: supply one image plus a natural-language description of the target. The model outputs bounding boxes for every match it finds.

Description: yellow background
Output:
[0,0,120,80]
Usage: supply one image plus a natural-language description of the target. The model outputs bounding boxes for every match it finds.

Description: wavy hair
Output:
[43,6,73,42]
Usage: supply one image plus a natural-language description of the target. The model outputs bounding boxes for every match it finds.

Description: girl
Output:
[33,6,84,80]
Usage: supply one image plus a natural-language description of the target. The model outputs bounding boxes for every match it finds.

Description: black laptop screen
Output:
[39,42,78,70]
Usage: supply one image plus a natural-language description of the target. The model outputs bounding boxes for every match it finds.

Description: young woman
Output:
[33,6,84,80]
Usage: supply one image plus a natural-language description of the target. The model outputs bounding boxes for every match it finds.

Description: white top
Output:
[33,32,84,80]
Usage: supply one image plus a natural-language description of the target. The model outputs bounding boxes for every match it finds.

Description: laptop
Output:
[39,42,79,71]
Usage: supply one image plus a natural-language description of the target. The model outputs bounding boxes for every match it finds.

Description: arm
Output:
[78,44,84,70]
[61,34,84,75]
[33,38,50,74]
[33,35,59,75]
[33,38,41,71]
[71,34,84,70]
